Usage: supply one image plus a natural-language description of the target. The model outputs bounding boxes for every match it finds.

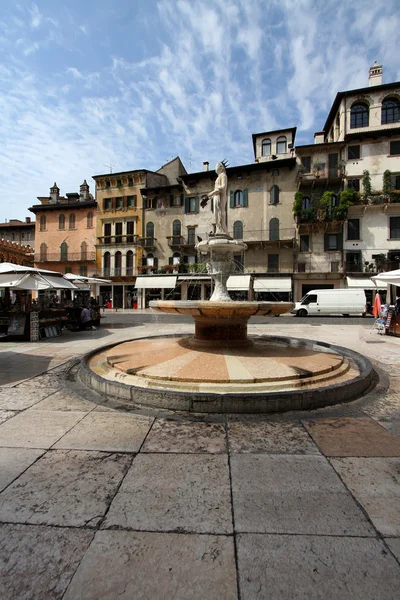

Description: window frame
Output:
[86,211,93,228]
[390,216,400,239]
[104,198,112,210]
[60,241,68,261]
[116,197,123,210]
[58,214,66,230]
[233,220,243,240]
[301,156,311,173]
[347,218,360,241]
[350,102,369,129]
[261,138,271,156]
[382,97,400,125]
[299,234,310,253]
[270,184,280,205]
[276,136,287,154]
[68,214,76,230]
[267,253,279,273]
[269,218,280,241]
[348,145,361,160]
[390,140,400,156]
[39,215,47,232]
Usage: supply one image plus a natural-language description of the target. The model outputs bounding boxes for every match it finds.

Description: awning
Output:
[135,276,177,289]
[372,269,400,288]
[227,275,251,291]
[177,274,211,281]
[346,277,377,290]
[254,277,292,292]
[0,272,77,290]
[39,275,78,290]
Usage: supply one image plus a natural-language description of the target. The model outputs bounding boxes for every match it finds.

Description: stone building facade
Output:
[0,238,33,266]
[29,181,97,278]
[0,218,35,250]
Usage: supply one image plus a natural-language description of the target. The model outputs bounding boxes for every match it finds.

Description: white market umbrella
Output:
[63,273,112,284]
[0,263,77,290]
[371,269,400,287]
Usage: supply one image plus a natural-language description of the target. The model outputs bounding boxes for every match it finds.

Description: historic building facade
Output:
[0,218,35,250]
[29,181,97,277]
[0,238,33,266]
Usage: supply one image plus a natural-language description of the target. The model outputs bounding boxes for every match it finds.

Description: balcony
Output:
[295,258,343,274]
[98,268,136,278]
[167,236,196,248]
[237,228,296,248]
[35,252,95,263]
[139,237,157,249]
[97,235,139,246]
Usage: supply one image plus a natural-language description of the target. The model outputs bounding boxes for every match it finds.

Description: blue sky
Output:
[1,0,399,221]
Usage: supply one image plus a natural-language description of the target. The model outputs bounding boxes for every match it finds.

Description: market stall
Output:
[0,263,77,341]
[371,270,400,337]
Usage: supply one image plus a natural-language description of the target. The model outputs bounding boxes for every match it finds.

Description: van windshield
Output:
[301,294,317,305]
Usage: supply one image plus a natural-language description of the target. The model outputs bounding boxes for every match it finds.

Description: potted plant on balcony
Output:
[313,161,325,178]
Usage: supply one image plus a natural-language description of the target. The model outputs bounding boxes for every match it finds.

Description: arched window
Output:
[269,218,280,241]
[58,214,65,230]
[60,242,68,261]
[39,215,46,231]
[172,252,180,265]
[103,252,111,276]
[40,243,47,261]
[81,241,87,260]
[68,214,76,229]
[350,103,369,128]
[270,185,280,205]
[302,196,310,210]
[146,221,154,244]
[115,251,122,275]
[382,97,400,124]
[126,250,134,275]
[233,221,243,240]
[87,211,93,228]
[276,136,287,154]
[234,190,243,206]
[172,219,181,244]
[146,252,155,267]
[261,138,271,156]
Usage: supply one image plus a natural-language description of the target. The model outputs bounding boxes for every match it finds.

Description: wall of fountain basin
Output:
[79,334,375,414]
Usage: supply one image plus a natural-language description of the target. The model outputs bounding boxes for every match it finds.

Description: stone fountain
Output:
[79,162,375,413]
[150,161,292,348]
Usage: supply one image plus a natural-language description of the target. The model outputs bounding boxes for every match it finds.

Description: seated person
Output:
[80,306,97,330]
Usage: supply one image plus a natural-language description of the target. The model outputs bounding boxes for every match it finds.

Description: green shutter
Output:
[169,257,173,265]
[154,257,158,268]
[230,191,234,208]
[194,196,199,213]
[184,197,190,213]
[243,189,248,207]
[338,232,343,251]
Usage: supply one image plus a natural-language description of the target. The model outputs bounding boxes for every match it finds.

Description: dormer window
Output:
[276,136,287,154]
[261,139,271,156]
[350,103,369,128]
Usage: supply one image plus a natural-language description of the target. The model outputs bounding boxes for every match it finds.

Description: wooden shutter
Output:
[230,191,234,208]
[194,196,199,213]
[141,257,147,266]
[184,197,190,213]
[169,257,173,265]
[243,189,248,207]
[123,196,127,208]
[338,232,343,251]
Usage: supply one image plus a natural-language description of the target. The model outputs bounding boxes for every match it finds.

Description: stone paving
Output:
[0,314,399,599]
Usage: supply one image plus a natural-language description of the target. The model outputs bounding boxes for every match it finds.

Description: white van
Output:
[291,289,367,317]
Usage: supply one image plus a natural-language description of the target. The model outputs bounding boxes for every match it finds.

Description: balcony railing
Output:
[167,236,196,248]
[97,235,139,246]
[99,268,136,277]
[296,258,343,274]
[35,252,95,262]
[233,228,296,245]
[139,237,157,248]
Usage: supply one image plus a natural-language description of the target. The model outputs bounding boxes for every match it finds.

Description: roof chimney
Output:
[25,217,31,223]
[369,61,382,87]
[49,182,60,204]
[203,161,209,172]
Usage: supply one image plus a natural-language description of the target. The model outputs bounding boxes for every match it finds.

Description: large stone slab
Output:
[32,388,97,412]
[104,454,232,533]
[0,523,94,600]
[0,411,15,425]
[227,419,319,454]
[142,418,226,453]
[54,412,154,452]
[0,449,132,527]
[304,417,400,456]
[0,387,54,410]
[362,392,400,421]
[331,457,400,536]
[231,455,373,535]
[385,538,400,561]
[0,410,85,448]
[0,448,45,492]
[64,530,237,600]
[237,534,400,600]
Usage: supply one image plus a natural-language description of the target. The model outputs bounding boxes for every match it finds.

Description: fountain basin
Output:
[149,300,293,347]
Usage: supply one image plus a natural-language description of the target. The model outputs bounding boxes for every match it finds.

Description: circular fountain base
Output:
[79,334,375,414]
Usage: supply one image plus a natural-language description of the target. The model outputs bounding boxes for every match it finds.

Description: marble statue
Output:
[201,161,228,236]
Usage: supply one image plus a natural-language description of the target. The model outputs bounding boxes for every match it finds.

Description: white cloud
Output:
[29,2,42,29]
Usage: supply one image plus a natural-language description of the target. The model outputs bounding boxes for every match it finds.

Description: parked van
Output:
[291,289,367,317]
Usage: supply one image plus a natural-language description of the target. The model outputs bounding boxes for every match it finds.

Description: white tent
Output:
[371,269,400,287]
[63,273,112,284]
[0,263,77,290]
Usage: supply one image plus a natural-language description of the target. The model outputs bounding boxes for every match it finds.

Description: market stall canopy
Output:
[253,277,292,292]
[371,270,400,288]
[346,276,378,290]
[0,263,77,290]
[63,273,112,284]
[227,275,251,291]
[135,276,177,289]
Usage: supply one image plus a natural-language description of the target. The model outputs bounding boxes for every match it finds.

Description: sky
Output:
[1,0,400,221]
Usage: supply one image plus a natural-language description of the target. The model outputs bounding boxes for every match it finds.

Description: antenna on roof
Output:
[188,153,192,171]
[103,163,114,174]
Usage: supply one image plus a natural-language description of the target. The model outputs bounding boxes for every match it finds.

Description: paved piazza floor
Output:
[0,312,399,599]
